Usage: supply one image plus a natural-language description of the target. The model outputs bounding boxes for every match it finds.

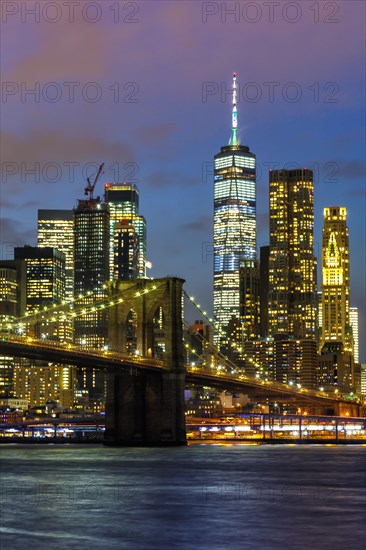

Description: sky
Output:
[1,0,365,360]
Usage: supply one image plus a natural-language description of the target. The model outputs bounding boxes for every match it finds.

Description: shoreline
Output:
[1,437,365,446]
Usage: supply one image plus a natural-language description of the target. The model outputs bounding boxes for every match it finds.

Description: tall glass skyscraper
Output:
[74,199,110,349]
[214,73,256,347]
[73,197,110,402]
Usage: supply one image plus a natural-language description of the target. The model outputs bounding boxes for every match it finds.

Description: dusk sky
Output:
[1,1,365,360]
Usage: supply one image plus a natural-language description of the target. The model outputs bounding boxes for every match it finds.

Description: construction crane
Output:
[84,163,105,205]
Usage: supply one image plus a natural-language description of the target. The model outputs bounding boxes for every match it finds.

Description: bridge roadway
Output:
[186,367,347,407]
[0,335,357,410]
[0,335,166,372]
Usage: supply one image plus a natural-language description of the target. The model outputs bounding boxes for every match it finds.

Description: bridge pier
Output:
[104,368,186,445]
[104,277,187,446]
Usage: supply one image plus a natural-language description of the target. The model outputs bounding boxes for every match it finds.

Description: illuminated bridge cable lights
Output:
[0,281,165,334]
[15,280,144,322]
[182,319,238,376]
[184,291,214,324]
[183,291,242,374]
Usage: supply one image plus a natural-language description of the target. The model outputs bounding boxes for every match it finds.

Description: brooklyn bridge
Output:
[0,277,362,445]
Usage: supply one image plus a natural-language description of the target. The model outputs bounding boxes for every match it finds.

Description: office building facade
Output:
[268,169,317,339]
[105,183,146,279]
[320,207,352,353]
[350,307,359,364]
[37,210,74,302]
[239,259,260,342]
[113,220,139,280]
[73,199,110,349]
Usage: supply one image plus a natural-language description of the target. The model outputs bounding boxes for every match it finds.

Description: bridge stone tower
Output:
[104,277,187,445]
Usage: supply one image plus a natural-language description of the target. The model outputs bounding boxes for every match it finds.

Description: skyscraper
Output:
[73,196,110,403]
[268,169,317,339]
[214,73,256,348]
[73,198,110,349]
[105,183,147,278]
[37,210,74,302]
[259,245,270,338]
[37,210,75,405]
[318,207,354,392]
[14,246,65,317]
[113,220,139,280]
[239,259,260,341]
[320,207,352,353]
[12,247,74,407]
[350,307,359,364]
[0,260,26,397]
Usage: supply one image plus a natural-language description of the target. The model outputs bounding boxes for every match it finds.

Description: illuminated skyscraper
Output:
[37,210,74,302]
[14,246,65,316]
[12,248,74,407]
[74,199,110,349]
[259,245,270,338]
[320,207,352,352]
[0,260,26,321]
[318,208,354,392]
[74,197,110,403]
[268,169,317,339]
[214,73,256,348]
[37,210,75,405]
[0,260,26,397]
[350,307,359,364]
[113,220,139,280]
[105,183,146,278]
[239,259,260,342]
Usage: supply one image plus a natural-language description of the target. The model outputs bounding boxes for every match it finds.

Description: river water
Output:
[0,444,365,549]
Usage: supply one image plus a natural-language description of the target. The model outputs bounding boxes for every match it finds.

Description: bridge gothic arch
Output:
[106,277,187,445]
[108,278,185,369]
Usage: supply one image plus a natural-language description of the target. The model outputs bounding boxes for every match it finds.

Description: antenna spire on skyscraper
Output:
[229,72,238,146]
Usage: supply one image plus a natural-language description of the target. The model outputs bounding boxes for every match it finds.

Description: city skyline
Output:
[1,2,365,361]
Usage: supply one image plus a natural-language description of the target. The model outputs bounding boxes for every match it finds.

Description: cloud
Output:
[1,130,136,187]
[179,216,211,232]
[1,130,134,164]
[347,187,366,198]
[338,160,366,180]
[134,124,176,146]
[145,171,198,189]
[5,22,110,83]
[0,218,36,258]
